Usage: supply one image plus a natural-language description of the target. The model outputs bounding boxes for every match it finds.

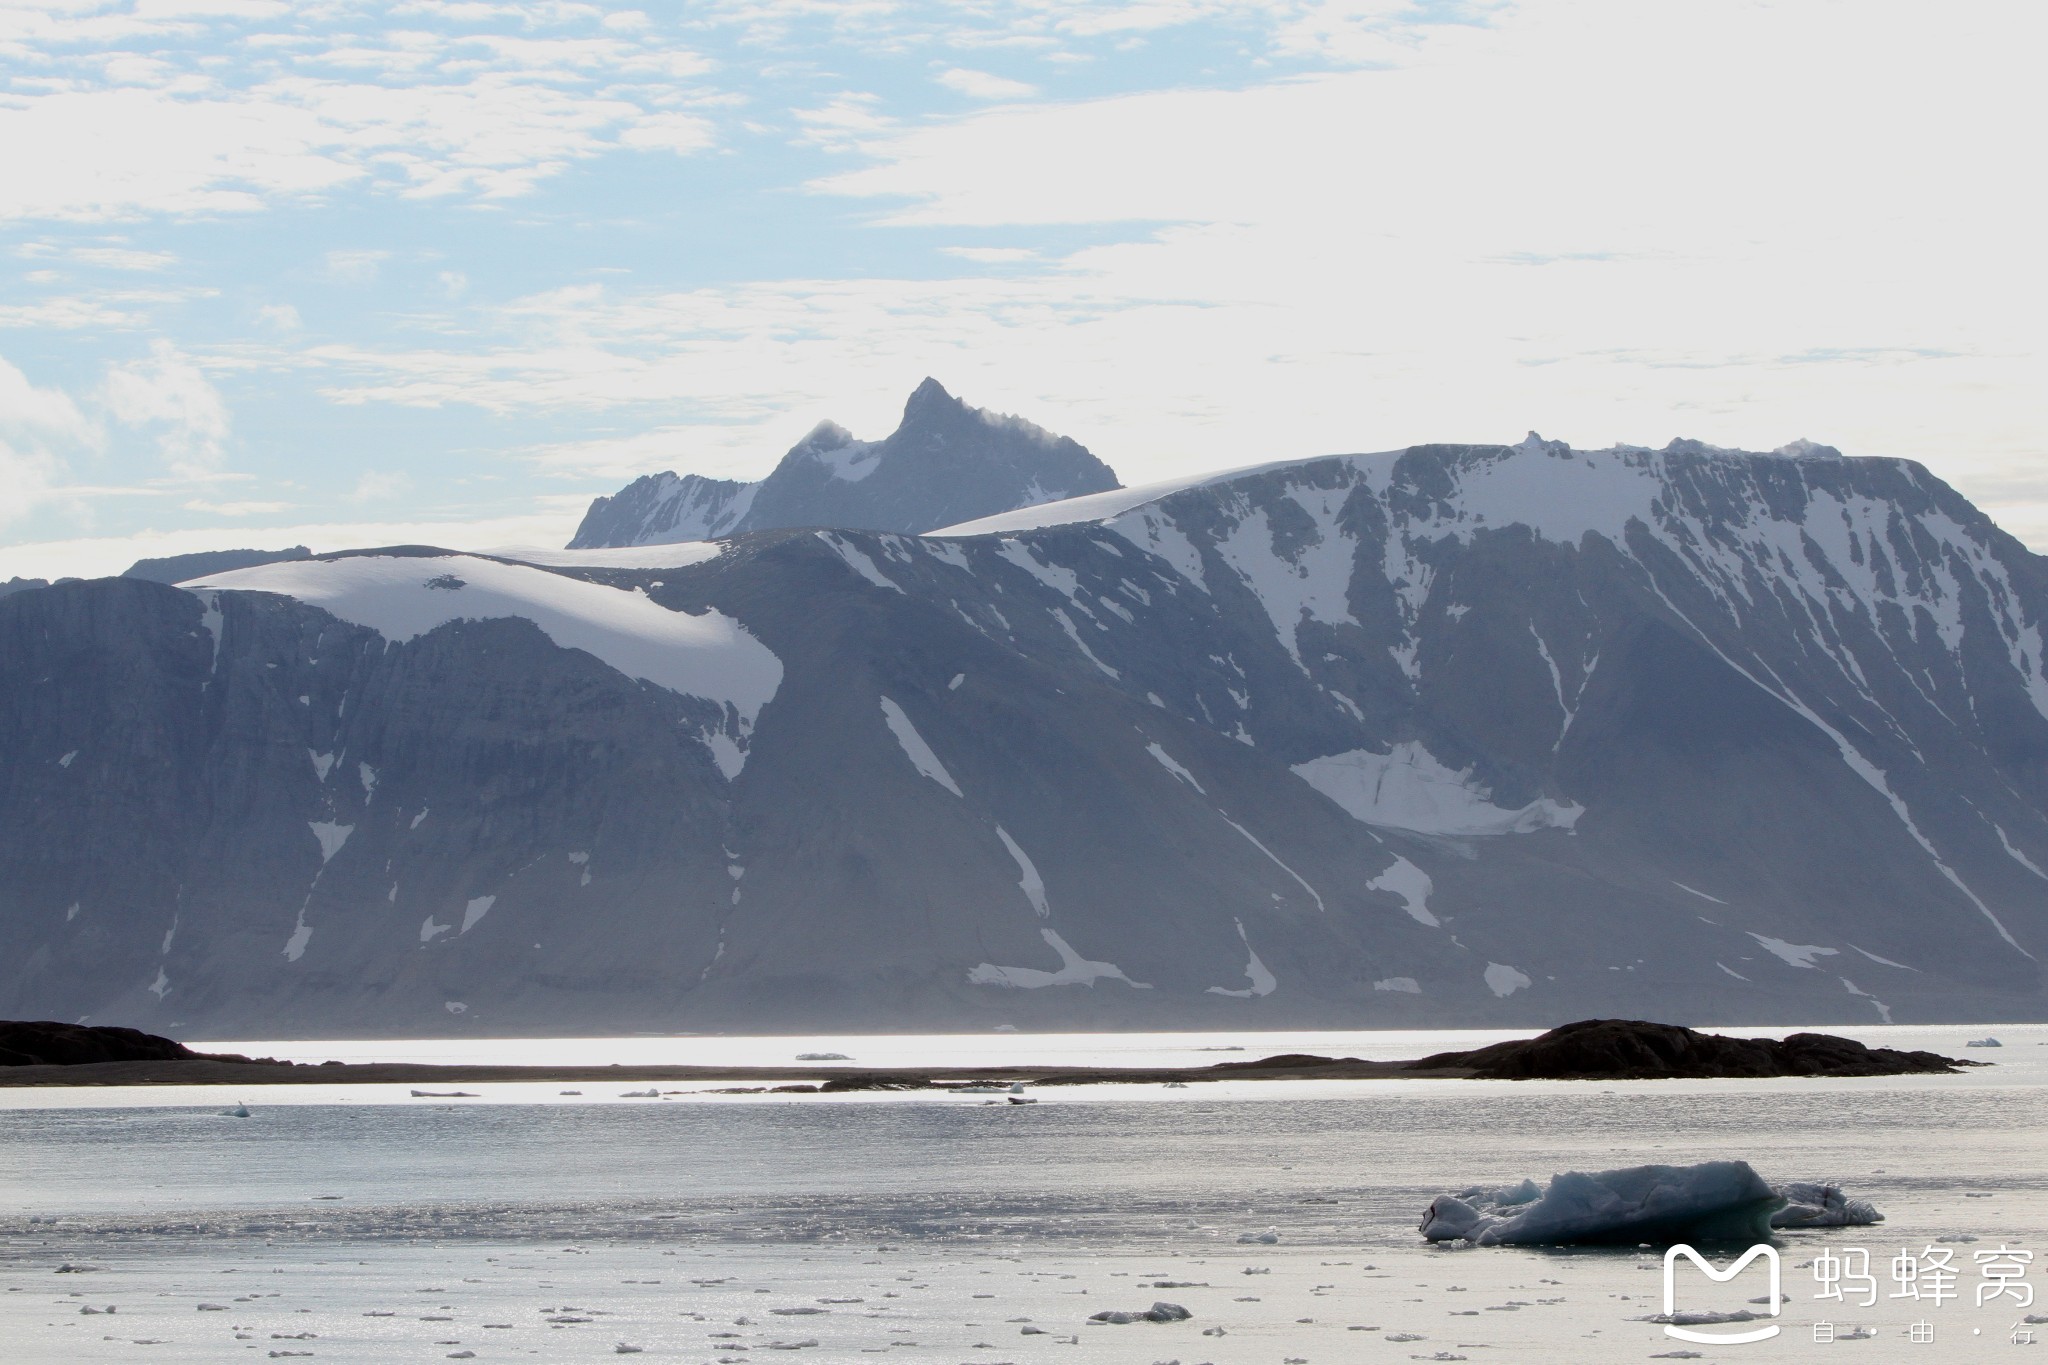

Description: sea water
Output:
[4,1025,2044,1361]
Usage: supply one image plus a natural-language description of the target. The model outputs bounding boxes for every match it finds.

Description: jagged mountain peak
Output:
[903,374,959,417]
[570,381,1121,548]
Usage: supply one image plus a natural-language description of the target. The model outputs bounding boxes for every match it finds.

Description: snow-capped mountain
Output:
[5,434,2046,1034]
[568,378,1121,548]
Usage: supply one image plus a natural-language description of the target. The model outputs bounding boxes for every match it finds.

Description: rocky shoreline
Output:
[0,1018,1979,1089]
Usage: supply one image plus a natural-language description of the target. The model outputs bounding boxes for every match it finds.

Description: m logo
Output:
[1662,1243,1782,1344]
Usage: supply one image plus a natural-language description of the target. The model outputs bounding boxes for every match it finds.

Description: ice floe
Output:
[1419,1161,1783,1246]
[1769,1181,1882,1228]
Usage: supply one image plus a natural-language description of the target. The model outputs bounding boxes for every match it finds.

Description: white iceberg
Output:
[1419,1161,1783,1245]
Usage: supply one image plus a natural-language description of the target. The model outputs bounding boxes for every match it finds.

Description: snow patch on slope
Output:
[189,555,783,722]
[1748,934,1839,969]
[994,826,1049,918]
[815,532,901,593]
[879,697,962,797]
[461,895,496,934]
[1206,918,1278,998]
[1144,741,1204,793]
[968,928,1149,990]
[1292,742,1582,836]
[308,821,353,864]
[489,543,726,571]
[1484,962,1533,997]
[1368,855,1438,926]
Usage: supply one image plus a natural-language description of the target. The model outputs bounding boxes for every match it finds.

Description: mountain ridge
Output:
[568,378,1120,548]
[4,434,2045,1033]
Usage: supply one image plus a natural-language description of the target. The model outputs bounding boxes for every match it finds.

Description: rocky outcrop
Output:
[568,379,1119,547]
[1411,1019,1967,1078]
[0,1019,203,1066]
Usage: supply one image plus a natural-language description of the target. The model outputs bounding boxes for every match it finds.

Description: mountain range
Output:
[569,378,1121,547]
[3,416,2046,1035]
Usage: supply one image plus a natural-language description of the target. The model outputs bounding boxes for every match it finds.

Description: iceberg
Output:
[1419,1161,1783,1245]
[1769,1181,1883,1228]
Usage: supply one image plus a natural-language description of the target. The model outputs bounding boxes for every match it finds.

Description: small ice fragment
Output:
[220,1102,250,1118]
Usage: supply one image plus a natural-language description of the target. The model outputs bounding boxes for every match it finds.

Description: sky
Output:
[2,0,2045,581]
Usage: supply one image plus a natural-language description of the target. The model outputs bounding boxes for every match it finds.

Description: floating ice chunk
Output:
[1769,1181,1882,1228]
[1088,1301,1192,1323]
[1419,1161,1783,1246]
[1967,1036,2003,1048]
[219,1103,249,1119]
[1291,742,1582,836]
[879,696,962,796]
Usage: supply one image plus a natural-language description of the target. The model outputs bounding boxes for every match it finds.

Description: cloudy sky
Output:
[3,0,2044,579]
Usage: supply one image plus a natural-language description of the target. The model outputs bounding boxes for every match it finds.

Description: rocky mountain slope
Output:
[4,435,2045,1034]
[568,378,1119,547]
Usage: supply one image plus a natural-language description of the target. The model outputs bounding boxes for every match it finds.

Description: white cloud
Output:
[322,249,392,284]
[69,246,177,271]
[0,355,100,528]
[0,13,724,224]
[101,340,230,475]
[255,302,302,330]
[935,68,1038,100]
[182,497,293,515]
[941,245,1037,263]
[349,469,415,502]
